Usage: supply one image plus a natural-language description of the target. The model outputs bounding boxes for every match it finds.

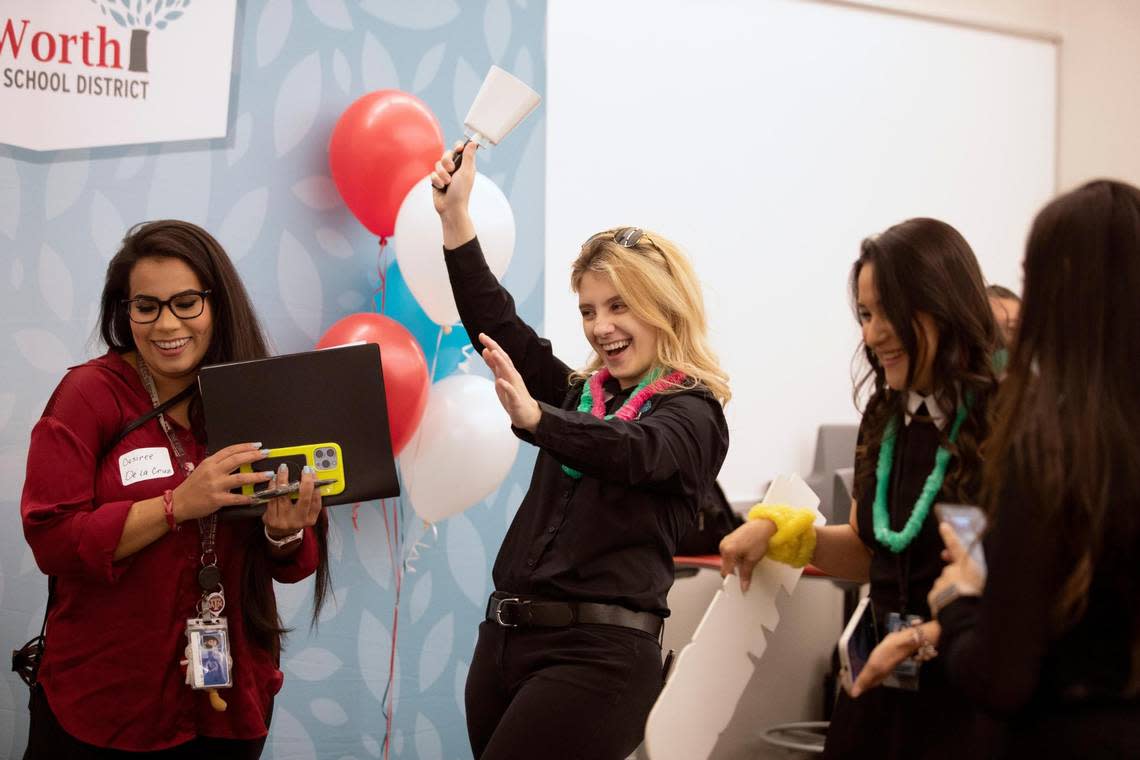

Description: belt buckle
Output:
[494,597,526,627]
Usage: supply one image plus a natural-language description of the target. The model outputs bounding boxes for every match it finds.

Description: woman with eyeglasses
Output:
[930,180,1140,758]
[431,141,730,759]
[21,220,331,759]
[718,218,1001,758]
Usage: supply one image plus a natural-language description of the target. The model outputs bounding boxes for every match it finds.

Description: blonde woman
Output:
[431,141,729,760]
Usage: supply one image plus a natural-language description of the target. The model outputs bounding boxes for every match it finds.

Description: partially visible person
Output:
[720,218,1000,758]
[21,220,331,759]
[932,180,1140,758]
[986,284,1021,348]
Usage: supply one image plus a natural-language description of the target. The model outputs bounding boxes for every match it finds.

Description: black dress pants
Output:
[24,684,267,760]
[465,620,664,760]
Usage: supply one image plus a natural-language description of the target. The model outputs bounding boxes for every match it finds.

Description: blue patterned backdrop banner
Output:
[0,1,546,757]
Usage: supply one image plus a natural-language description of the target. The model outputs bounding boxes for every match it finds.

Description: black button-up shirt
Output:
[445,237,729,616]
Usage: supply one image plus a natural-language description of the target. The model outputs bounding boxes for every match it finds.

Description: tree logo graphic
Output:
[89,0,192,73]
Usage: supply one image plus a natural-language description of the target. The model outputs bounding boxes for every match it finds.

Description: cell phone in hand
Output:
[838,596,877,693]
[934,502,987,579]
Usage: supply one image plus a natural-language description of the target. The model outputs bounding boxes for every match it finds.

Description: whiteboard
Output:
[544,0,1056,501]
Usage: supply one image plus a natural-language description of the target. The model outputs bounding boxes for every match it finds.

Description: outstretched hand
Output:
[718,519,777,593]
[479,333,541,432]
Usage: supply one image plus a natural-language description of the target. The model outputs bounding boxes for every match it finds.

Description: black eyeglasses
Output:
[121,290,211,324]
[583,227,659,251]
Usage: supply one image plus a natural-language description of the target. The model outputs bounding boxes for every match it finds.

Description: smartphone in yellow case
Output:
[240,442,346,500]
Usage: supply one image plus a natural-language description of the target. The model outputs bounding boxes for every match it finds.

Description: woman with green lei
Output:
[431,142,730,759]
[720,218,999,758]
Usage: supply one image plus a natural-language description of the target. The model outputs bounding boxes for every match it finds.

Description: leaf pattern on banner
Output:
[445,513,487,609]
[256,0,292,68]
[226,112,253,167]
[338,291,366,311]
[409,570,432,624]
[358,0,460,31]
[0,392,15,432]
[148,148,211,225]
[310,697,349,726]
[270,706,317,760]
[10,259,24,289]
[418,613,454,691]
[274,575,314,627]
[353,503,394,590]
[412,43,446,93]
[503,116,544,302]
[113,145,147,181]
[20,544,39,575]
[0,156,20,240]
[357,609,395,703]
[362,733,382,758]
[315,227,354,260]
[327,511,344,562]
[484,0,511,63]
[306,0,352,30]
[332,48,351,94]
[44,154,90,221]
[361,32,400,92]
[454,658,469,716]
[14,329,73,374]
[286,647,344,681]
[37,244,74,322]
[274,52,323,158]
[217,187,268,261]
[292,176,341,210]
[317,586,347,625]
[452,57,482,135]
[512,47,534,89]
[414,713,443,760]
[91,192,126,261]
[277,230,323,341]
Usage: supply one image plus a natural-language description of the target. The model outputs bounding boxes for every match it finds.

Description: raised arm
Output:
[434,142,573,406]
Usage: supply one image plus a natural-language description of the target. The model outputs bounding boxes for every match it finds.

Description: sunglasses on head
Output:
[583,227,659,251]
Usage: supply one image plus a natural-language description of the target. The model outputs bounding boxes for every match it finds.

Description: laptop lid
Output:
[198,343,398,510]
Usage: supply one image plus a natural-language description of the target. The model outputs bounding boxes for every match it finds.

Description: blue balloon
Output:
[375,263,472,380]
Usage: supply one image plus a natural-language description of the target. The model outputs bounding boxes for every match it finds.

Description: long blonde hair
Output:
[569,228,730,405]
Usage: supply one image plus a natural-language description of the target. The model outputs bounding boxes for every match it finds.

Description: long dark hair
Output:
[851,218,999,503]
[983,180,1140,689]
[98,220,331,656]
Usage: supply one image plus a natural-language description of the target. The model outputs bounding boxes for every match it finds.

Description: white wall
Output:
[545,0,1056,500]
[847,0,1140,190]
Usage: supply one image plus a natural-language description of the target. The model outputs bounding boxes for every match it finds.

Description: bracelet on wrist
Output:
[909,622,938,662]
[162,490,179,532]
[264,525,304,548]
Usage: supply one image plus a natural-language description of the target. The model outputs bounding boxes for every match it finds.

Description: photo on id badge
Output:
[188,621,232,689]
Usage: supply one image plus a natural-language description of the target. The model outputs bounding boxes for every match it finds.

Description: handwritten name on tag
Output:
[119,447,175,486]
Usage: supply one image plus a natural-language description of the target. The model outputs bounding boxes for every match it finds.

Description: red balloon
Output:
[316,313,429,456]
[329,90,444,239]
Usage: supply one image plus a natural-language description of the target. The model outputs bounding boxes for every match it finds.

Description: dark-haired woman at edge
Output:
[931,180,1140,758]
[21,220,331,758]
[720,218,1000,757]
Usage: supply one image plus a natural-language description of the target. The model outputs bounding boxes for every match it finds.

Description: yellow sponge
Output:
[745,504,817,568]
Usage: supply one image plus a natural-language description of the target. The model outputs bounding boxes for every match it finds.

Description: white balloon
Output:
[394,173,515,326]
[401,374,519,522]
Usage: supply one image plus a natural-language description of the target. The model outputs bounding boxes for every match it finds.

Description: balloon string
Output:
[429,325,444,383]
[375,237,389,313]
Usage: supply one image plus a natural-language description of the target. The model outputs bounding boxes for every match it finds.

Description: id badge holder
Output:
[881,612,921,691]
[184,617,234,690]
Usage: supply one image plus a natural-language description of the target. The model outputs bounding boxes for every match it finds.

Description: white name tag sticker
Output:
[119,447,175,486]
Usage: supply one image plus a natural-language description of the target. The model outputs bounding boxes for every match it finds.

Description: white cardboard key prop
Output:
[444,65,541,187]
[644,474,824,760]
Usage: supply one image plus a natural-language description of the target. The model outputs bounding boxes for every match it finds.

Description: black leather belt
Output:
[485,592,663,637]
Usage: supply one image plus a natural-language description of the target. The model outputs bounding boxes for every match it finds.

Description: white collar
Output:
[905,390,948,429]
